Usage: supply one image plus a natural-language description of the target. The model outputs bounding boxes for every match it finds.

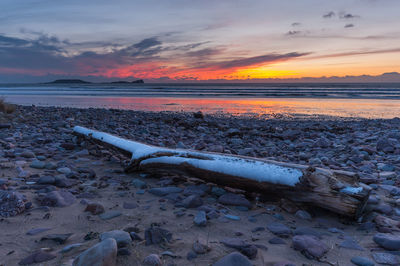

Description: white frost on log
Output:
[73,125,370,218]
[74,126,303,186]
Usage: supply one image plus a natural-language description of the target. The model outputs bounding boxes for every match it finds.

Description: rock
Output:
[372,252,400,265]
[218,193,251,208]
[143,254,162,266]
[339,237,364,251]
[220,238,257,259]
[211,187,226,197]
[73,238,117,266]
[100,230,132,248]
[57,167,72,174]
[182,195,203,208]
[41,233,73,244]
[18,251,57,265]
[85,203,105,215]
[0,190,26,217]
[187,250,198,260]
[268,237,286,245]
[130,232,143,241]
[30,160,46,169]
[38,190,75,207]
[21,151,35,158]
[293,227,322,238]
[148,186,182,196]
[26,228,52,236]
[183,184,209,196]
[122,202,138,209]
[224,214,240,221]
[373,233,400,250]
[145,226,172,245]
[351,256,375,266]
[295,210,312,220]
[131,178,147,189]
[267,222,292,237]
[37,176,55,185]
[99,210,122,220]
[374,215,400,233]
[292,235,329,259]
[61,243,83,253]
[377,138,395,153]
[212,252,252,266]
[194,211,207,226]
[193,241,210,254]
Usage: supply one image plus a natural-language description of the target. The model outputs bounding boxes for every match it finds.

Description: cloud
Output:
[323,11,335,18]
[345,23,355,28]
[291,22,301,27]
[310,48,400,59]
[132,37,161,50]
[286,30,302,36]
[210,52,309,69]
[340,13,360,19]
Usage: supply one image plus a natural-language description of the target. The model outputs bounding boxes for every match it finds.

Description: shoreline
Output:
[1,105,400,265]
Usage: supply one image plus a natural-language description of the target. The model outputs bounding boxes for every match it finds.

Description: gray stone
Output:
[374,233,400,251]
[19,251,57,265]
[99,210,122,220]
[143,254,162,266]
[267,222,292,237]
[148,186,182,196]
[194,211,207,226]
[212,252,252,266]
[351,256,375,266]
[145,226,172,245]
[295,210,312,220]
[73,238,117,266]
[372,252,400,265]
[38,190,75,207]
[292,235,329,259]
[131,178,147,189]
[100,230,132,248]
[182,195,203,208]
[218,193,252,208]
[30,160,46,169]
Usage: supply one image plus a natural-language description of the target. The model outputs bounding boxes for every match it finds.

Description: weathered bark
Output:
[73,126,370,218]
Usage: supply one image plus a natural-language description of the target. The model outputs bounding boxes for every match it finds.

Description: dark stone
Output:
[148,187,183,196]
[212,252,252,266]
[218,193,252,208]
[267,222,292,237]
[145,226,172,245]
[182,195,203,208]
[41,233,73,244]
[374,233,400,251]
[351,256,375,266]
[37,190,75,207]
[292,235,329,259]
[18,251,56,265]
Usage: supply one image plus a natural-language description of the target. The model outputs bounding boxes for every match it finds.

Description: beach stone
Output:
[38,190,75,207]
[130,232,143,241]
[184,184,209,196]
[61,243,84,253]
[182,195,203,208]
[218,193,251,208]
[143,254,162,266]
[293,227,322,238]
[30,160,46,169]
[372,252,400,265]
[0,190,26,217]
[351,256,375,266]
[267,222,292,237]
[212,252,252,266]
[292,235,329,259]
[211,187,226,197]
[26,228,52,236]
[194,211,207,226]
[19,251,57,265]
[339,237,364,251]
[295,210,312,220]
[99,210,121,220]
[193,241,210,254]
[131,178,147,189]
[21,151,35,158]
[377,138,395,153]
[84,203,105,215]
[57,167,72,174]
[373,233,400,250]
[122,202,138,209]
[187,250,198,260]
[41,233,73,244]
[100,230,132,247]
[148,186,182,196]
[268,237,286,245]
[37,176,55,185]
[73,238,117,266]
[145,226,172,245]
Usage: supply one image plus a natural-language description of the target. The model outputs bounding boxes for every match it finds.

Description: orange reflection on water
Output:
[6,95,400,119]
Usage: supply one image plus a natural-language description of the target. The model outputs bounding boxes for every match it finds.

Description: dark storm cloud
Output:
[186,48,222,57]
[323,11,335,18]
[345,23,355,28]
[132,37,162,50]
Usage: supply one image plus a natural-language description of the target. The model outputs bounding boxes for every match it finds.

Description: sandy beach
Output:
[1,105,400,265]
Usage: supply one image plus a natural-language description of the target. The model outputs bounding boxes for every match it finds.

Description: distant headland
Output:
[46,79,144,84]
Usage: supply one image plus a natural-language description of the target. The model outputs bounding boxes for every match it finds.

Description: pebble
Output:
[73,238,117,266]
[99,210,122,220]
[218,193,252,208]
[292,235,329,259]
[194,211,207,226]
[19,251,57,265]
[267,222,292,237]
[100,230,132,247]
[143,254,162,266]
[373,233,400,250]
[351,256,375,266]
[372,252,400,265]
[212,252,252,266]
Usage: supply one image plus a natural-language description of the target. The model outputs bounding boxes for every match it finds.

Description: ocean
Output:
[1,83,400,118]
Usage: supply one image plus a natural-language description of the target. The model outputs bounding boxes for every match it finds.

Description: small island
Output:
[46,79,144,84]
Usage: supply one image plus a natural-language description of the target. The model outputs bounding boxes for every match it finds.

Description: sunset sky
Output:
[1,0,400,82]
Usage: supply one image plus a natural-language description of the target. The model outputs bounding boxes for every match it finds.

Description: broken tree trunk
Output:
[73,126,370,218]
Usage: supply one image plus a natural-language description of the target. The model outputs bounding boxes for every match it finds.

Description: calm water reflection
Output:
[5,95,400,119]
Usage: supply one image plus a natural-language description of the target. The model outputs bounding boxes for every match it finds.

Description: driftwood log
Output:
[73,126,370,218]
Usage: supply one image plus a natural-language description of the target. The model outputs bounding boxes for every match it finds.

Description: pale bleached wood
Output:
[73,126,370,218]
